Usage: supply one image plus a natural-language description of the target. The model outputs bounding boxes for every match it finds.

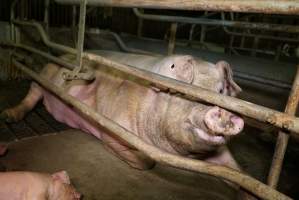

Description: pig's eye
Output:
[171,64,175,69]
[219,89,223,93]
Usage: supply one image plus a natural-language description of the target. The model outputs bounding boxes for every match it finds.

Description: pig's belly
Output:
[41,89,103,140]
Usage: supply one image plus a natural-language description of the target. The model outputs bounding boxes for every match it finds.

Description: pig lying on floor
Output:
[0,170,81,200]
[1,52,245,175]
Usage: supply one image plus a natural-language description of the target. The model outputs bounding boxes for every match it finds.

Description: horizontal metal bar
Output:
[11,59,292,200]
[10,20,299,135]
[233,71,291,90]
[12,20,77,54]
[54,0,299,15]
[133,8,299,33]
[86,29,159,56]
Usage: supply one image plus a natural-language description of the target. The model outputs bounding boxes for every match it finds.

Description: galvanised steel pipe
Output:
[53,0,299,15]
[11,58,293,200]
[133,8,299,33]
[10,20,299,135]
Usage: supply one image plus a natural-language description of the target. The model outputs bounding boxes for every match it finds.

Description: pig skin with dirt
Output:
[2,53,243,169]
[1,53,243,170]
[0,170,81,200]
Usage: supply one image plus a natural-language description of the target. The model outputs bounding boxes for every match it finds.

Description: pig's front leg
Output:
[204,147,257,200]
[0,82,43,123]
[102,134,156,170]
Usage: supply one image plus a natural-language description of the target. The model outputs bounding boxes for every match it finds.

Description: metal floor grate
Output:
[0,80,70,142]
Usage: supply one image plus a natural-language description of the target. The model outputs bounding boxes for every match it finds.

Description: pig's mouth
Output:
[191,106,244,145]
[193,127,227,145]
[204,106,244,136]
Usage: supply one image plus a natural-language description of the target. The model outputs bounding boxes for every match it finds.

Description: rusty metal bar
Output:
[12,20,76,53]
[11,58,292,200]
[9,20,299,135]
[133,8,299,34]
[62,0,90,81]
[168,23,177,55]
[1,40,291,91]
[0,43,75,71]
[267,64,299,188]
[75,0,86,70]
[54,0,299,15]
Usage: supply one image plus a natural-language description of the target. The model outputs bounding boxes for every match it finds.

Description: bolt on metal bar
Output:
[54,0,299,15]
[267,64,299,188]
[9,20,299,135]
[11,58,292,200]
[133,8,299,34]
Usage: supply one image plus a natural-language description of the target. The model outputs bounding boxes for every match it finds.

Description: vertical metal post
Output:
[168,23,177,55]
[75,0,87,73]
[72,5,77,47]
[63,0,94,81]
[44,0,50,33]
[137,8,144,37]
[251,37,259,57]
[267,64,299,188]
[10,0,18,42]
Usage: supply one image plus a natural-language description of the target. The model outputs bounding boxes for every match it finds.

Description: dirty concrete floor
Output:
[1,130,236,200]
[0,79,299,199]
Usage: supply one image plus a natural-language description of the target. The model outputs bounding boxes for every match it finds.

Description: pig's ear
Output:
[216,61,242,96]
[172,55,194,84]
[52,170,71,184]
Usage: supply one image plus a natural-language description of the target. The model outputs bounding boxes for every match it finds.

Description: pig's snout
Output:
[204,106,244,136]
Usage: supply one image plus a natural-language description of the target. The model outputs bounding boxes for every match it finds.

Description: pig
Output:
[0,170,81,200]
[1,52,243,171]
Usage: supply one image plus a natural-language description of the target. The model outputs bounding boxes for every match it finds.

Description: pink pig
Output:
[1,53,243,171]
[0,170,81,200]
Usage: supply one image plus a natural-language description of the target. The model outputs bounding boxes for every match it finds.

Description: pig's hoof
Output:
[0,110,18,123]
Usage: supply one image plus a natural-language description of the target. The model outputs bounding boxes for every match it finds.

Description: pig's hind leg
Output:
[0,64,60,123]
[102,134,156,170]
[0,82,43,123]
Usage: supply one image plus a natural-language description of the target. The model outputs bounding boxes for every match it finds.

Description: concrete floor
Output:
[1,130,236,200]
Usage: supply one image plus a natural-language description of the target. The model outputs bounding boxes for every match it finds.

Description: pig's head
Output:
[153,55,242,97]
[153,55,243,154]
[164,99,244,154]
[49,171,81,200]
